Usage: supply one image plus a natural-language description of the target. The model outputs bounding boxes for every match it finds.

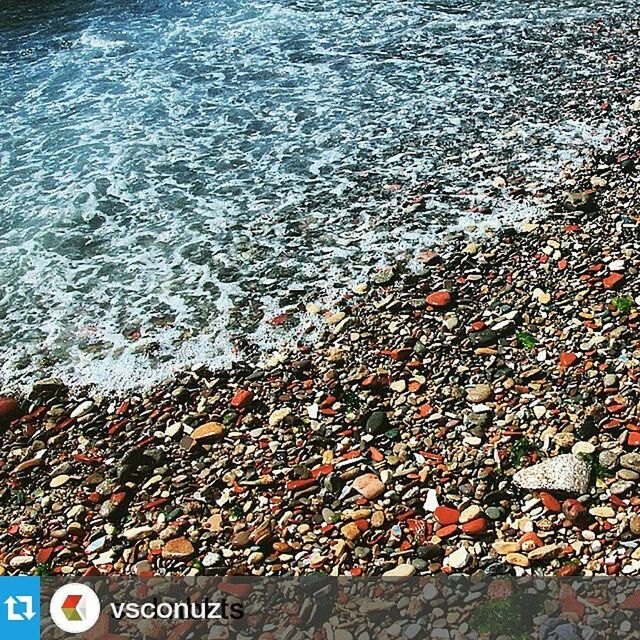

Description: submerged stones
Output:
[564,190,596,212]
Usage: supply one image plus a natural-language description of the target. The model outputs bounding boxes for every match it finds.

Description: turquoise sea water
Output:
[0,0,637,390]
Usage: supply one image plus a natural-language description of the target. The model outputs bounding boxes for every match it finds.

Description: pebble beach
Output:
[3,99,640,579]
[2,10,640,582]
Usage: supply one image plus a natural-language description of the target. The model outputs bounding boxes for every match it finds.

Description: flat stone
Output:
[123,526,154,541]
[589,506,615,518]
[505,553,529,567]
[162,537,195,560]
[572,441,595,455]
[459,505,482,524]
[383,563,416,577]
[230,389,254,408]
[10,555,35,569]
[269,407,291,427]
[528,544,562,563]
[434,506,460,526]
[468,329,498,348]
[86,536,108,554]
[447,547,470,569]
[466,384,493,404]
[366,410,389,435]
[533,288,551,305]
[50,474,70,488]
[629,516,640,535]
[492,541,520,555]
[71,401,95,419]
[326,311,346,325]
[423,489,439,512]
[341,523,361,541]
[620,453,640,471]
[426,291,452,309]
[352,473,385,500]
[513,454,590,494]
[610,480,634,495]
[191,422,225,441]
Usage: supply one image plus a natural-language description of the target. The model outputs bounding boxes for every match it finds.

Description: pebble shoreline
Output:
[2,99,640,581]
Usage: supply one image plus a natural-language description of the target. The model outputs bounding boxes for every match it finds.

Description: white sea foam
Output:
[0,0,637,393]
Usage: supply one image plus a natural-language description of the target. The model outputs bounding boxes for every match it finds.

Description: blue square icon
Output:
[0,576,40,640]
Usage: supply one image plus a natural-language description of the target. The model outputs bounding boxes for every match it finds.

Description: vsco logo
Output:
[50,583,101,634]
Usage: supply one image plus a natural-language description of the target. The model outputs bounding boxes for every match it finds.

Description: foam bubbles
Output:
[0,0,636,392]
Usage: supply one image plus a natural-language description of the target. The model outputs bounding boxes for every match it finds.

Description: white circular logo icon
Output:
[49,583,101,634]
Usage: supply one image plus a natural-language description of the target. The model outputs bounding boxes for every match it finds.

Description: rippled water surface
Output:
[0,0,638,390]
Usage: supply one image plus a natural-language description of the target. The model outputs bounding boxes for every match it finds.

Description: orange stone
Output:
[539,491,562,513]
[607,403,625,414]
[418,403,433,418]
[389,348,413,361]
[436,524,459,538]
[340,522,361,541]
[461,518,487,535]
[559,352,578,368]
[519,531,543,547]
[191,422,225,441]
[426,291,452,309]
[603,272,624,289]
[628,432,640,447]
[556,563,580,577]
[162,537,195,560]
[230,389,254,409]
[434,506,460,525]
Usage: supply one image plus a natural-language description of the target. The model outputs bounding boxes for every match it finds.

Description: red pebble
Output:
[434,506,460,525]
[36,547,55,565]
[603,272,624,289]
[562,499,587,524]
[559,352,578,368]
[426,291,452,309]
[539,491,562,513]
[436,524,459,538]
[0,396,22,428]
[286,478,316,491]
[628,432,640,447]
[461,518,487,535]
[230,389,254,409]
[556,563,580,577]
[389,347,413,361]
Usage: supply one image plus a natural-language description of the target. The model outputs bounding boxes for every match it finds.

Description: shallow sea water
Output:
[0,0,638,390]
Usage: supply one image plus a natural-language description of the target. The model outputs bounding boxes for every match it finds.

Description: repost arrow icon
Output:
[17,596,36,620]
[4,596,22,621]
